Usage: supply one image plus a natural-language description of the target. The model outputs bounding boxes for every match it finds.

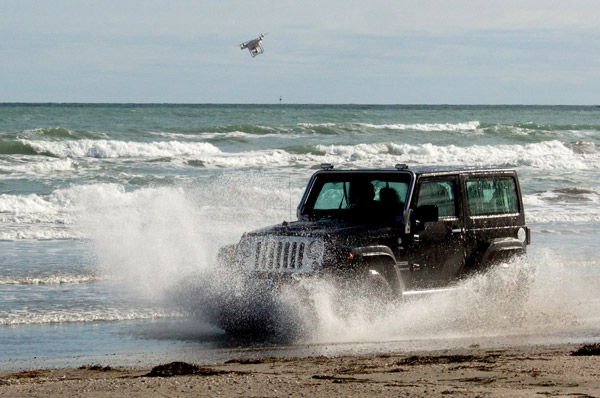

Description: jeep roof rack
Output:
[395,163,409,170]
[320,163,334,170]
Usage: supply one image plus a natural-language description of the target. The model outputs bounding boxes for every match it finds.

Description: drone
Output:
[239,33,267,57]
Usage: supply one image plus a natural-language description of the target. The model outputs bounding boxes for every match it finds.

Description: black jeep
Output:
[214,164,531,331]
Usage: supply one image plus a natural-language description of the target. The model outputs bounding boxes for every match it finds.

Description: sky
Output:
[2,0,599,104]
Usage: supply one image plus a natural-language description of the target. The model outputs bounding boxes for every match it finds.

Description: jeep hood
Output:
[244,220,400,243]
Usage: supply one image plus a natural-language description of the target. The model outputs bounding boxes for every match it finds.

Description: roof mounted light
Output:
[395,163,408,170]
[320,163,334,170]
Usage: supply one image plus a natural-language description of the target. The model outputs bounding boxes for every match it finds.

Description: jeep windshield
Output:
[300,172,411,223]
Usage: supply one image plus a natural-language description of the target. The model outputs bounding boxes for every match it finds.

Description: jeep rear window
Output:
[304,173,410,221]
[466,178,519,216]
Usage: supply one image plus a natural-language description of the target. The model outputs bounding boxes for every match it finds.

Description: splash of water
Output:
[175,247,600,348]
[79,179,600,347]
[77,172,294,299]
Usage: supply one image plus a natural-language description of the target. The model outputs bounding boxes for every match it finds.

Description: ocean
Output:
[1,104,599,369]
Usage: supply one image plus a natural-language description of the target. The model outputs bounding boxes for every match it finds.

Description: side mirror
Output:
[414,205,439,224]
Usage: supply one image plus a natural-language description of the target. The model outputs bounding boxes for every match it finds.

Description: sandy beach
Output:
[1,343,598,397]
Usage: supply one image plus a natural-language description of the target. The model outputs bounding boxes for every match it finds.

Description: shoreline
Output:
[2,343,598,397]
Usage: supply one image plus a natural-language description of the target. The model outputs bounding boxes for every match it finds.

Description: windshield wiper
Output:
[339,181,348,209]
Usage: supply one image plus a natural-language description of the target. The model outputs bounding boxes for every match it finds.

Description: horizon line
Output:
[1,102,599,107]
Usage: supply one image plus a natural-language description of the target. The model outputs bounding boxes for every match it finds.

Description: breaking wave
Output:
[0,140,38,155]
[524,188,600,223]
[358,121,481,131]
[0,275,99,286]
[314,140,598,170]
[0,193,73,225]
[18,127,108,140]
[0,157,77,176]
[13,139,597,171]
[20,139,222,159]
[0,228,77,241]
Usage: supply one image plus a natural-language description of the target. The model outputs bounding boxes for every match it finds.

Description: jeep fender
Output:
[351,245,404,295]
[477,237,527,269]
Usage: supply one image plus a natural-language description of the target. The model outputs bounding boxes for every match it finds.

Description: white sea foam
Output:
[315,140,597,170]
[0,275,99,285]
[130,139,594,171]
[134,139,598,170]
[21,139,221,158]
[148,131,198,139]
[0,227,78,241]
[0,185,107,233]
[0,157,76,176]
[0,308,180,326]
[0,193,65,223]
[524,190,600,223]
[358,121,481,131]
[297,122,337,127]
[150,131,263,140]
[15,138,599,173]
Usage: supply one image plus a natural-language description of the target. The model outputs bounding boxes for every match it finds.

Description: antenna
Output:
[289,174,293,221]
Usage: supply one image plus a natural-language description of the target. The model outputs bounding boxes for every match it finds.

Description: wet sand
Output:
[1,343,599,397]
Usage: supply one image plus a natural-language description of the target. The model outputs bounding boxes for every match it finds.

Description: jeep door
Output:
[406,175,466,288]
[461,172,527,273]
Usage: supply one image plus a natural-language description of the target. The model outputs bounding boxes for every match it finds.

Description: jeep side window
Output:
[417,180,456,218]
[466,178,519,215]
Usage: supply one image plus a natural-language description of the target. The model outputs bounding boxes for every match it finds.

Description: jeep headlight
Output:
[237,238,254,258]
[306,240,324,259]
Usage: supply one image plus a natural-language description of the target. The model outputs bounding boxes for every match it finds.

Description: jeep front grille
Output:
[239,236,323,273]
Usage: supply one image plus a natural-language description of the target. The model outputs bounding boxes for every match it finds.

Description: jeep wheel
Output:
[362,272,395,303]
[351,272,397,318]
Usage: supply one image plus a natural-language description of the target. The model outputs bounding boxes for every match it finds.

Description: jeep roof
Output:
[314,163,517,176]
